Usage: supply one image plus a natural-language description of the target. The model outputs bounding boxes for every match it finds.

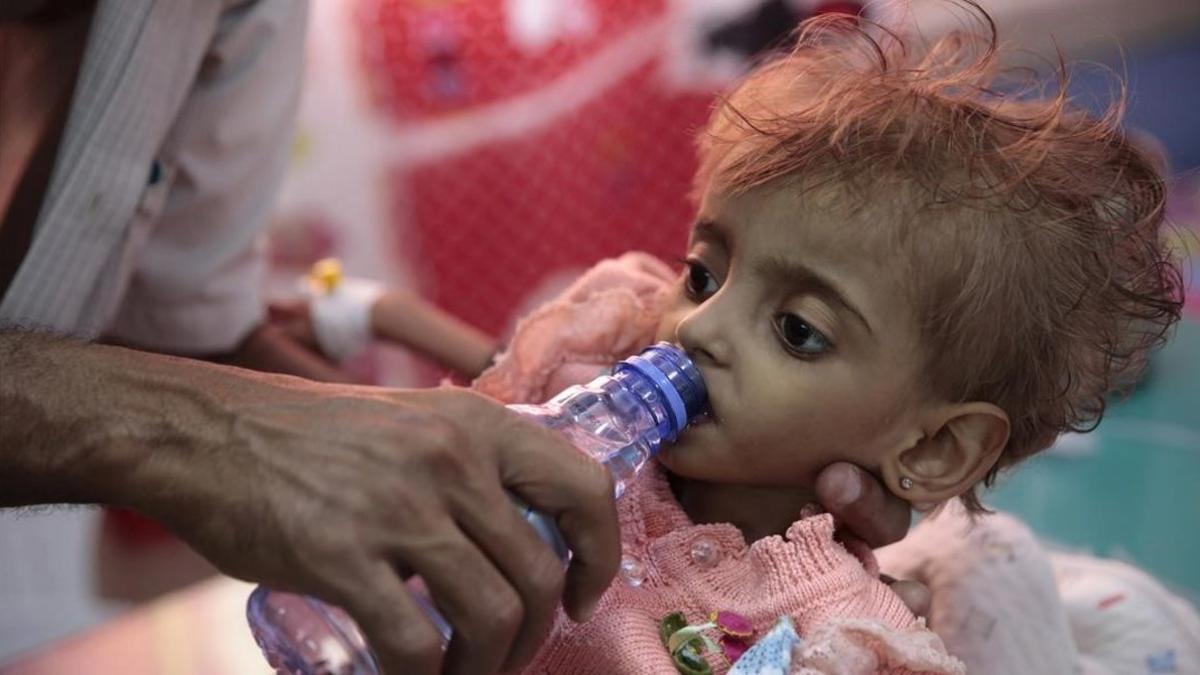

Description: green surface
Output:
[986,318,1200,604]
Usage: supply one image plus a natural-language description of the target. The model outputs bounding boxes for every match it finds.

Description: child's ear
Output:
[882,403,1010,504]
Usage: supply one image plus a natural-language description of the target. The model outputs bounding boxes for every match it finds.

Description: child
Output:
[472,9,1183,674]
[306,8,1184,673]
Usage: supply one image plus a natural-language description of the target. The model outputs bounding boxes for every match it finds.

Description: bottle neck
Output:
[611,367,680,443]
[611,343,706,443]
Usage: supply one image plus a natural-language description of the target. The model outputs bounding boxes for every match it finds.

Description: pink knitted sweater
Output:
[474,253,963,674]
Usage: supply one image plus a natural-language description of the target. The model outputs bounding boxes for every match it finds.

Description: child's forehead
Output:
[695,178,905,259]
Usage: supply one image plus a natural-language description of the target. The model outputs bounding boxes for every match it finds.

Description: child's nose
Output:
[675,307,732,368]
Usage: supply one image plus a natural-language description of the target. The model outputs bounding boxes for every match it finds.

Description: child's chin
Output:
[658,430,715,471]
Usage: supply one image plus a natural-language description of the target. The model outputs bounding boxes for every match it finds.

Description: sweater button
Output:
[689,536,720,569]
[619,555,646,587]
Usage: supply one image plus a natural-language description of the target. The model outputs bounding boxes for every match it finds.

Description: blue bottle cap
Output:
[614,343,707,441]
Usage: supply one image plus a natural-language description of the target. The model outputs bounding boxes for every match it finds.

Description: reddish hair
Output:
[696,3,1185,511]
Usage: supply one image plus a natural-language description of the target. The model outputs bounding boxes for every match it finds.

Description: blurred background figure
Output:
[2,0,1197,664]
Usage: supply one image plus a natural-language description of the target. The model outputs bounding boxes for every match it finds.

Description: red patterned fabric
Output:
[355,0,713,337]
[358,0,668,118]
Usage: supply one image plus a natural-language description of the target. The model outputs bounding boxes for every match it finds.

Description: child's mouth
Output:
[690,406,718,427]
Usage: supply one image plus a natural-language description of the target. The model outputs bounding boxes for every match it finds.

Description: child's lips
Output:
[690,404,719,427]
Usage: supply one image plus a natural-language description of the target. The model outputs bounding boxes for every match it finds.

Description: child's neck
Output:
[666,471,819,543]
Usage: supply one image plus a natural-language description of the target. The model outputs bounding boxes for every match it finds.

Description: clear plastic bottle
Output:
[246,342,707,675]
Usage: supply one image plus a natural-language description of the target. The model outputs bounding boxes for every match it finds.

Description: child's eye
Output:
[684,260,720,301]
[774,313,832,356]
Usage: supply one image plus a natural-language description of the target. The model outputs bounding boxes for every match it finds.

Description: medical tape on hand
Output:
[308,277,384,363]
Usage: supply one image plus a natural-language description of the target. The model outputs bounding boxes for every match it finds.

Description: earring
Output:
[899,476,914,490]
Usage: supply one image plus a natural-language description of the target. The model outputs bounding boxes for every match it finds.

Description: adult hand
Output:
[163,384,619,675]
[815,462,931,617]
[0,333,619,675]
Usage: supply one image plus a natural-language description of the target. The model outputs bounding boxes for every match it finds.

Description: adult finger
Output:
[815,462,912,548]
[333,560,445,675]
[493,414,621,623]
[401,523,526,675]
[451,479,567,671]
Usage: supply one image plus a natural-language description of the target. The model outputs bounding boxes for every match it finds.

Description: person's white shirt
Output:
[0,0,308,354]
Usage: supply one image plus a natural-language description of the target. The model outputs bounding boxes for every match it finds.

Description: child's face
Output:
[655,183,933,489]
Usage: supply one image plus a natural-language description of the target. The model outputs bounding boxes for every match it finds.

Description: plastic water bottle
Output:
[246,342,707,675]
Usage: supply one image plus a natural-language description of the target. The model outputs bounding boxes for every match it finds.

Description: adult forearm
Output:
[0,330,259,513]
